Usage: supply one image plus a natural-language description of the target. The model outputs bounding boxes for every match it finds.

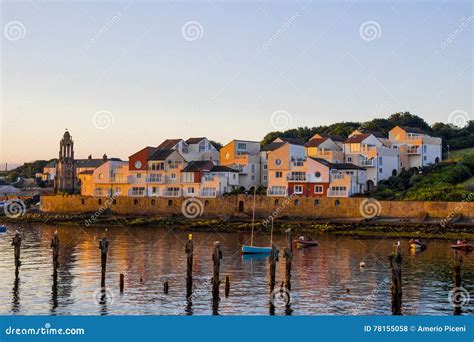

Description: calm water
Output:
[0,223,472,315]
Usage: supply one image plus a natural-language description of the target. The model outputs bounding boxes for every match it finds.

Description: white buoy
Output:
[359,261,366,268]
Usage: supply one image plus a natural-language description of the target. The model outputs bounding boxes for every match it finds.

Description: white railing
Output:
[332,173,345,179]
[146,176,164,183]
[287,174,306,181]
[163,190,181,197]
[406,146,420,154]
[199,189,217,197]
[128,189,145,197]
[267,188,287,196]
[327,190,349,197]
[360,159,374,167]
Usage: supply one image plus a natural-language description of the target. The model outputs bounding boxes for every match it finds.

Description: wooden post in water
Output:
[12,230,22,276]
[388,241,402,315]
[119,274,124,293]
[453,251,462,315]
[284,229,293,291]
[225,275,230,297]
[212,241,222,302]
[185,234,194,297]
[269,244,279,293]
[99,236,109,287]
[164,281,169,294]
[50,230,60,277]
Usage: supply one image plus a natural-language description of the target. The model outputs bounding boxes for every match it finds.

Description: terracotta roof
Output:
[309,157,365,170]
[399,126,426,134]
[185,137,206,144]
[304,138,327,147]
[263,142,286,151]
[211,165,239,173]
[182,160,214,172]
[344,134,372,143]
[157,139,183,150]
[148,149,175,161]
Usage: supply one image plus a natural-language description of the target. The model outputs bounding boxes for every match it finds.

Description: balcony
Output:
[110,175,127,183]
[128,189,145,197]
[146,175,164,183]
[199,189,217,197]
[327,190,349,197]
[234,154,249,164]
[359,159,374,167]
[163,189,181,197]
[287,173,306,181]
[94,189,112,197]
[267,187,287,196]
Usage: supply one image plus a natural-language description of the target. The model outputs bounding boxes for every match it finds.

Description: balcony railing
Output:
[327,190,349,197]
[163,190,181,197]
[287,174,306,181]
[267,188,287,196]
[313,149,332,156]
[146,176,164,183]
[359,159,374,167]
[199,189,217,197]
[128,189,145,197]
[94,189,112,197]
[110,175,127,183]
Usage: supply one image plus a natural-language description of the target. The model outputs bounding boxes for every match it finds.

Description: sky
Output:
[1,0,472,167]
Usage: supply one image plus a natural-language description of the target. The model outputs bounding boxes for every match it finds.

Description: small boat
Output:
[241,188,273,255]
[294,236,319,249]
[409,239,426,251]
[450,240,473,252]
[0,225,6,233]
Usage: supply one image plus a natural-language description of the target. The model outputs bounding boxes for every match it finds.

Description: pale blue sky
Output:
[1,0,472,166]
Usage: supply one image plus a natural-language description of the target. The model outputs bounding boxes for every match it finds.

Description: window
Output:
[275,159,282,165]
[335,199,340,207]
[251,175,255,181]
[204,200,210,207]
[171,173,176,179]
[424,156,427,161]
[315,171,321,178]
[188,187,194,194]
[314,199,321,205]
[237,142,247,150]
[81,198,85,205]
[151,199,156,205]
[294,199,300,205]
[263,176,267,181]
[251,164,255,173]
[379,168,383,173]
[98,199,102,205]
[112,199,116,205]
[167,200,173,207]
[347,156,352,162]
[294,185,303,194]
[136,173,141,179]
[263,164,268,170]
[233,174,236,179]
[274,199,280,206]
[423,145,427,153]
[314,185,323,194]
[275,171,282,178]
[134,199,138,205]
[378,156,383,165]
[152,187,158,194]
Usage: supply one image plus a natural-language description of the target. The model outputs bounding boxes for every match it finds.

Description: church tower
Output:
[55,130,76,193]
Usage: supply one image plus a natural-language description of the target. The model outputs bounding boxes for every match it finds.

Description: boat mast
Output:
[250,186,256,246]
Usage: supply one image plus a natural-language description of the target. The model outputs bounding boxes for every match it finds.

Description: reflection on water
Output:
[0,224,472,315]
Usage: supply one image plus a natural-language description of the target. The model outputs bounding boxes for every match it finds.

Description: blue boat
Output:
[241,245,272,254]
[0,226,7,233]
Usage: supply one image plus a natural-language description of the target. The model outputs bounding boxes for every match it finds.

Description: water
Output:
[0,223,472,315]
